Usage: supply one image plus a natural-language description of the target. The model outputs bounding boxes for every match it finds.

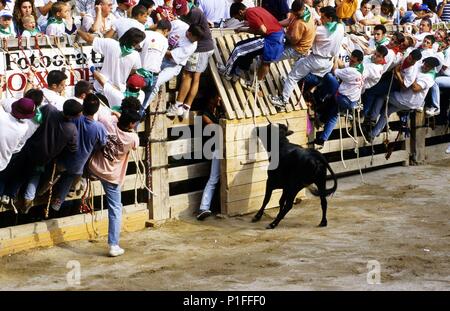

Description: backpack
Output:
[336,0,358,19]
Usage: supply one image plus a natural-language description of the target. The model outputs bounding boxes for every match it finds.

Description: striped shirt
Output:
[438,3,450,22]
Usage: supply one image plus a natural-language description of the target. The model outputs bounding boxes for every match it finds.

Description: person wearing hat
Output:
[0,9,16,38]
[370,56,441,139]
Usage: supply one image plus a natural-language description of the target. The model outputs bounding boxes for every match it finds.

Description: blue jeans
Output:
[320,93,358,141]
[428,82,440,111]
[24,172,41,201]
[303,72,340,101]
[101,180,123,246]
[139,73,159,117]
[199,151,220,212]
[55,173,80,202]
[371,96,411,137]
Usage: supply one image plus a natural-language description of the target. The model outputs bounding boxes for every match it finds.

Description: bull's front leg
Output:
[252,184,274,222]
[266,191,297,229]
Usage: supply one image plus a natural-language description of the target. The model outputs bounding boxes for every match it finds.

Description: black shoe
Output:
[196,210,212,221]
[313,138,324,150]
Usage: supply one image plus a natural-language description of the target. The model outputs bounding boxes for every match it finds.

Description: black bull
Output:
[252,123,337,229]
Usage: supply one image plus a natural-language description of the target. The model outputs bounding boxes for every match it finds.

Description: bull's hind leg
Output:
[266,190,298,229]
[252,186,274,222]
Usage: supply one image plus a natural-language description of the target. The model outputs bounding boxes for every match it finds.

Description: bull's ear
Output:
[286,130,294,136]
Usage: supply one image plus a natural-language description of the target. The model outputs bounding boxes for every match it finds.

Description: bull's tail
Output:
[308,159,337,197]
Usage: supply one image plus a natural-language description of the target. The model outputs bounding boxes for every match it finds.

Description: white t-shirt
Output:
[311,23,345,58]
[362,56,384,92]
[414,32,432,48]
[335,67,364,102]
[92,37,142,92]
[35,0,54,29]
[0,25,16,39]
[168,20,198,66]
[393,70,435,109]
[383,48,397,73]
[0,108,29,172]
[440,48,450,76]
[103,81,145,109]
[198,0,231,23]
[113,8,128,19]
[141,30,169,73]
[368,37,390,50]
[401,63,419,88]
[42,88,66,111]
[355,10,374,22]
[82,12,116,34]
[112,17,145,39]
[46,21,66,36]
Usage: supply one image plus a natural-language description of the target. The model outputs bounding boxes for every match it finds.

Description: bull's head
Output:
[254,123,293,154]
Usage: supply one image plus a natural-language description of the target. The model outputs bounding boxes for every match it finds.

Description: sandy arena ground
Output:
[0,159,449,291]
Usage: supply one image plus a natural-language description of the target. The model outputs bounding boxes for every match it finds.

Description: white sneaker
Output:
[446,145,450,154]
[1,195,9,205]
[217,64,227,75]
[416,106,424,112]
[109,245,125,257]
[166,103,181,117]
[425,107,440,116]
[179,104,190,119]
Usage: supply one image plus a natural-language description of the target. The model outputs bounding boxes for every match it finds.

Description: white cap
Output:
[0,10,13,18]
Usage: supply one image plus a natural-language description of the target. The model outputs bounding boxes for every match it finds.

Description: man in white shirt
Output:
[41,70,68,111]
[198,0,231,26]
[316,49,365,146]
[77,27,145,93]
[414,17,433,47]
[270,6,344,108]
[370,56,440,138]
[105,4,147,38]
[82,0,117,34]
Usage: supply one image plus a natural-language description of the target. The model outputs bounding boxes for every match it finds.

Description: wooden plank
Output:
[279,59,303,109]
[208,56,236,120]
[149,88,170,221]
[222,110,306,125]
[269,60,294,112]
[215,36,246,119]
[225,180,278,203]
[167,137,203,157]
[169,190,203,218]
[168,162,211,183]
[223,35,254,118]
[0,205,148,257]
[225,190,283,216]
[424,143,450,162]
[226,164,269,188]
[165,111,199,128]
[424,125,449,139]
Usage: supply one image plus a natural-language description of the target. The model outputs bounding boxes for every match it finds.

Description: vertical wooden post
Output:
[148,86,170,221]
[410,111,427,164]
[219,119,228,215]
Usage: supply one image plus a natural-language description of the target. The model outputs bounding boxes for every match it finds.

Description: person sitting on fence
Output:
[314,49,365,146]
[169,0,215,119]
[88,98,141,257]
[21,15,40,36]
[196,87,223,221]
[50,93,108,212]
[45,1,70,36]
[369,56,440,139]
[278,0,316,62]
[269,6,344,109]
[217,2,285,90]
[414,17,433,47]
[0,9,16,38]
[354,0,378,26]
[77,27,145,94]
[105,4,147,39]
[143,20,204,114]
[139,19,171,113]
[13,0,40,35]
[82,0,117,35]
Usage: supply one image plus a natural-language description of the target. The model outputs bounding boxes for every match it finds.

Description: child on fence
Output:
[88,99,141,257]
[45,1,70,36]
[21,15,41,37]
[0,10,16,38]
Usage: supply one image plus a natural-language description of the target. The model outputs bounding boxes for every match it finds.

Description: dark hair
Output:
[424,34,436,44]
[292,0,305,12]
[74,80,93,98]
[409,49,422,61]
[24,88,44,108]
[119,27,146,47]
[138,0,155,9]
[63,99,83,117]
[118,109,142,129]
[13,0,39,31]
[374,24,387,34]
[320,6,338,22]
[121,97,141,114]
[423,56,440,68]
[376,45,388,57]
[50,1,67,17]
[230,2,246,18]
[351,49,364,62]
[420,18,432,28]
[188,24,205,41]
[131,4,148,17]
[392,31,405,44]
[83,93,100,116]
[156,19,172,31]
[95,92,110,107]
[313,0,323,7]
[360,0,372,8]
[47,70,68,87]
[381,0,394,17]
